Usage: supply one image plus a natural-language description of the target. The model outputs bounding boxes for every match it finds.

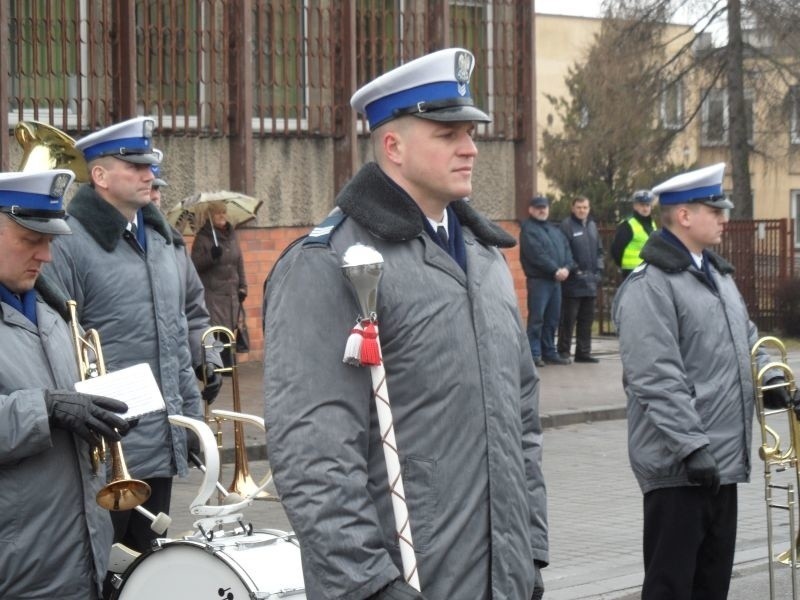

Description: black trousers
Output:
[557,295,595,357]
[103,477,172,599]
[642,484,737,600]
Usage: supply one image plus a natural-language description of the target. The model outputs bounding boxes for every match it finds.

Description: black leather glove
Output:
[186,427,201,460]
[762,376,793,410]
[684,446,720,493]
[367,579,426,600]
[237,288,247,303]
[44,390,129,445]
[531,560,545,600]
[210,245,222,260]
[196,363,223,404]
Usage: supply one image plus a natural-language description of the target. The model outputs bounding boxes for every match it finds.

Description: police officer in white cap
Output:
[613,163,795,599]
[264,48,547,600]
[42,118,205,583]
[0,170,130,600]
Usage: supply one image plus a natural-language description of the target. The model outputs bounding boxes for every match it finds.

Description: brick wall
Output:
[198,220,527,362]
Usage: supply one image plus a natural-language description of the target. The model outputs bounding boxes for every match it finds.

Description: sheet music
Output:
[74,363,165,420]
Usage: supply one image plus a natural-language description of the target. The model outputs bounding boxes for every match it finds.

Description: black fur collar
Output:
[336,162,516,248]
[67,185,173,252]
[640,232,734,274]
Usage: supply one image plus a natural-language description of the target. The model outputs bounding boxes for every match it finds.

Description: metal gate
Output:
[596,219,795,335]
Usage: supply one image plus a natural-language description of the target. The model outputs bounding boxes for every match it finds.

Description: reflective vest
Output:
[621,217,652,270]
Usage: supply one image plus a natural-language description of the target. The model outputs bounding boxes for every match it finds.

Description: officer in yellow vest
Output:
[610,189,657,279]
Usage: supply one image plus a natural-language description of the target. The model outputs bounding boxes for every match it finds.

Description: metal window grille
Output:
[6,0,525,139]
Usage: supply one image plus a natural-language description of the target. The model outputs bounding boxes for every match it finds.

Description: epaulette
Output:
[302,208,348,248]
[263,209,348,331]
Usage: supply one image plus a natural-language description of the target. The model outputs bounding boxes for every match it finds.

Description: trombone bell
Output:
[15,121,89,182]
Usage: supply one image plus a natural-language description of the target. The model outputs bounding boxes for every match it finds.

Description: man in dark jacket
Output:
[519,195,575,366]
[264,48,548,600]
[610,189,657,279]
[557,196,604,363]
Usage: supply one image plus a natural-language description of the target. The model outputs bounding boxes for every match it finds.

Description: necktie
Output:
[126,222,143,253]
[436,225,449,247]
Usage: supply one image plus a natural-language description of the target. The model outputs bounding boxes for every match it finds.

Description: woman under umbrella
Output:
[191,201,247,366]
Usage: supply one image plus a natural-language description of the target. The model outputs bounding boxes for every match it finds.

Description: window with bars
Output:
[7,1,82,125]
[792,190,800,249]
[253,0,308,131]
[6,0,517,139]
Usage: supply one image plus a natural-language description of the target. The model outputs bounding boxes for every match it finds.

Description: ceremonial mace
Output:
[342,244,420,592]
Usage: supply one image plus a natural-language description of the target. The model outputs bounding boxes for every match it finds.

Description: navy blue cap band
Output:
[366,81,471,128]
[0,190,63,212]
[659,184,722,205]
[82,136,152,161]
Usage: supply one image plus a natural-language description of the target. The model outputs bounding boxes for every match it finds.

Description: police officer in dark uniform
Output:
[610,189,657,280]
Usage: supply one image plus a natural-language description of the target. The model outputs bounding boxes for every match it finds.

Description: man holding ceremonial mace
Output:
[263,48,548,600]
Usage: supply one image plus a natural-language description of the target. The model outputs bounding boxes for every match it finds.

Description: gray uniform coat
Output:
[43,187,203,479]
[263,163,548,600]
[612,233,776,494]
[0,276,112,599]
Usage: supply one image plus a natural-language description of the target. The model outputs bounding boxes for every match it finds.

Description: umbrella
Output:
[166,190,262,235]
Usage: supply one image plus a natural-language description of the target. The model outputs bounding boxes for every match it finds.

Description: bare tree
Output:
[540,15,688,222]
[602,0,800,218]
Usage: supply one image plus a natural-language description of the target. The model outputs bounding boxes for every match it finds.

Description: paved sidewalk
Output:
[163,336,800,598]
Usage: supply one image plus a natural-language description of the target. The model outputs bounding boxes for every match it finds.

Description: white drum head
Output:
[113,530,306,599]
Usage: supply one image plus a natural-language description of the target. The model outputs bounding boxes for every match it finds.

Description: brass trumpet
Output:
[67,300,151,511]
[751,336,800,598]
[200,326,274,501]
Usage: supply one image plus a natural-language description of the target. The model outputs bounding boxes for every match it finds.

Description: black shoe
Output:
[558,352,571,361]
[534,358,546,368]
[543,355,571,365]
[574,355,599,363]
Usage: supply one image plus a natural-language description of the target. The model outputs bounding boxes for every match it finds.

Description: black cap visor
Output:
[113,151,162,166]
[414,104,491,124]
[5,212,71,235]
[695,195,734,210]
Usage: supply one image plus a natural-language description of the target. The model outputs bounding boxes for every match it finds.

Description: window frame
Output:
[251,0,310,133]
[659,79,683,130]
[701,87,754,146]
[7,0,88,128]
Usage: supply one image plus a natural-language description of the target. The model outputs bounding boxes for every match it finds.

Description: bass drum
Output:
[112,528,306,599]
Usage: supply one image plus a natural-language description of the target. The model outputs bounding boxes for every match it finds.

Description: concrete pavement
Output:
[161,336,800,599]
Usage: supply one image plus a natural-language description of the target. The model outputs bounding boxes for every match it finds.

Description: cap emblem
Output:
[50,173,72,198]
[455,51,472,96]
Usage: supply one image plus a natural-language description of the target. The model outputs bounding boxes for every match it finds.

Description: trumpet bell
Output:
[15,121,89,182]
[96,479,152,512]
